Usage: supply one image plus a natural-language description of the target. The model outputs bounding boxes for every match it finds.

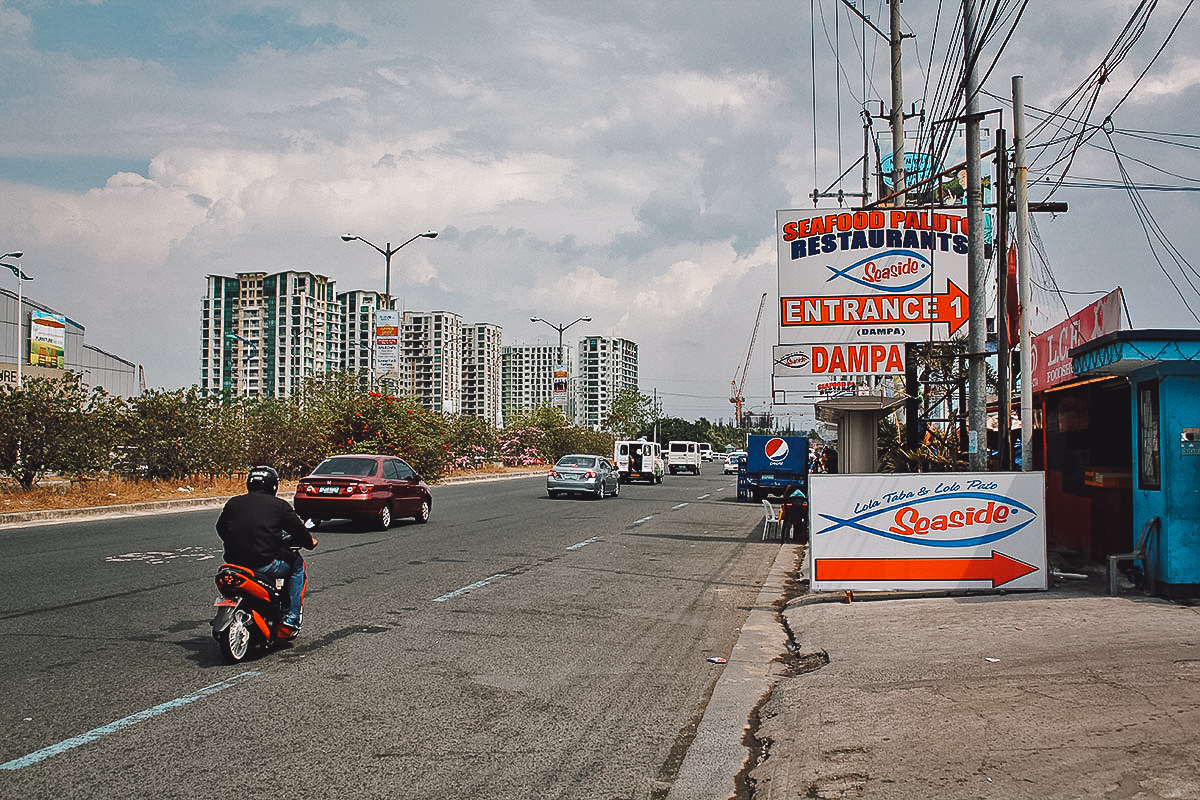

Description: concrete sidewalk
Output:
[748,553,1200,799]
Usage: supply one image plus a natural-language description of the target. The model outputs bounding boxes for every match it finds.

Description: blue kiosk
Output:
[1071,330,1200,599]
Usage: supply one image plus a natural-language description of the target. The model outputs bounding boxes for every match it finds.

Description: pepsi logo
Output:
[764,437,789,463]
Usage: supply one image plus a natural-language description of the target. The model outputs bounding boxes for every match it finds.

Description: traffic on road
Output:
[0,470,775,799]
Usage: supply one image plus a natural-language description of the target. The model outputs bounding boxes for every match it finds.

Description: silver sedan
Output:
[547,454,621,500]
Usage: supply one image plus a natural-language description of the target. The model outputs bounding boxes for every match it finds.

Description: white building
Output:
[502,342,577,423]
[1,285,139,398]
[462,322,503,423]
[403,311,463,413]
[201,271,340,398]
[578,336,639,430]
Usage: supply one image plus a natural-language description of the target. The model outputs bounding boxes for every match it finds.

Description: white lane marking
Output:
[672,503,688,510]
[433,573,509,603]
[697,493,710,499]
[566,536,599,550]
[633,516,654,525]
[1,671,260,771]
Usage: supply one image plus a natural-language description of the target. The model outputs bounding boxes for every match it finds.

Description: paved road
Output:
[1,471,776,799]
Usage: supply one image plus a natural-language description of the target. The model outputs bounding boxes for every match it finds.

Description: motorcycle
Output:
[211,548,306,663]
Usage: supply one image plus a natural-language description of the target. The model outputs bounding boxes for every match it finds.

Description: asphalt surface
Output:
[6,477,1199,800]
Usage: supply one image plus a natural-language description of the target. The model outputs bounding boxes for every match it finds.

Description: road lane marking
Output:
[698,494,710,499]
[433,573,509,602]
[0,671,260,771]
[633,515,654,525]
[672,503,688,510]
[566,536,599,550]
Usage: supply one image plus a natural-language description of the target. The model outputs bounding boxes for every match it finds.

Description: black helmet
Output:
[246,465,279,495]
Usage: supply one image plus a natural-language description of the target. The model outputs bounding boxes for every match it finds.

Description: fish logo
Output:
[814,490,1037,548]
[825,250,932,293]
[775,350,809,370]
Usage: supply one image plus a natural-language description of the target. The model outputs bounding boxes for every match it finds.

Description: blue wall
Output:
[1131,365,1200,593]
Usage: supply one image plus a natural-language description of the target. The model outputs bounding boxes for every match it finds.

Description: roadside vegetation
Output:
[0,374,796,511]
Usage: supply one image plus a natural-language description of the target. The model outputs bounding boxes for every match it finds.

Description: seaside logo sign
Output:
[808,472,1047,591]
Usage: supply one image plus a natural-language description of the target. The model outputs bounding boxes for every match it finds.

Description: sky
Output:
[1,0,1197,426]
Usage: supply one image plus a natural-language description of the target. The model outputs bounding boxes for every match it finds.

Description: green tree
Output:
[605,387,654,439]
[0,373,119,488]
[118,387,238,480]
[330,392,453,481]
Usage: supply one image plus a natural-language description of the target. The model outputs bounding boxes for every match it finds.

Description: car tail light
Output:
[352,482,372,495]
[585,471,597,479]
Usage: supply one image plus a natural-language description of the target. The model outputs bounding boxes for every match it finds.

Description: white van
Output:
[667,441,702,475]
[698,442,714,461]
[613,440,664,484]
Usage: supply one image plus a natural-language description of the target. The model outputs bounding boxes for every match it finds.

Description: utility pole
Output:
[1013,75,1034,471]
[889,0,906,205]
[963,0,988,470]
[995,127,1011,470]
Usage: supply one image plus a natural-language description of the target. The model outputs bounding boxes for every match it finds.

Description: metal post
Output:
[1013,75,1034,471]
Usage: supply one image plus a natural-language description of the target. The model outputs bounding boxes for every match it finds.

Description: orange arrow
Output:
[814,550,1037,588]
[780,279,969,335]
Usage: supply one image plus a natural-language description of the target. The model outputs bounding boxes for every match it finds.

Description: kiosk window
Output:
[1138,380,1160,490]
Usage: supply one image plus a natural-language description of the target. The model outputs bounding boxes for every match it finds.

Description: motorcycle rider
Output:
[216,465,317,637]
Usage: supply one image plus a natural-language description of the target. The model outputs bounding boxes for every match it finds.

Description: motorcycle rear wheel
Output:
[219,609,253,663]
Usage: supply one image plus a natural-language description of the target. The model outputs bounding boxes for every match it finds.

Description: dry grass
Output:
[0,476,297,513]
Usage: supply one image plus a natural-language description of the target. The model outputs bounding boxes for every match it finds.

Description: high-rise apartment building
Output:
[403,311,463,413]
[201,271,340,398]
[502,343,577,423]
[462,322,503,423]
[578,336,639,430]
[338,289,394,379]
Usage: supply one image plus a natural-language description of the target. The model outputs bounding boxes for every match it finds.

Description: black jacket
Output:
[216,491,315,569]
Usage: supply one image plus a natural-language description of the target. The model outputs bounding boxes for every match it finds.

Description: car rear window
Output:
[313,457,378,477]
[557,456,596,468]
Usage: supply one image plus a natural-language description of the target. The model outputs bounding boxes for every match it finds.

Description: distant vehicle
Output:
[699,442,714,461]
[295,454,432,530]
[547,454,621,499]
[614,439,664,484]
[723,454,744,475]
[667,441,702,475]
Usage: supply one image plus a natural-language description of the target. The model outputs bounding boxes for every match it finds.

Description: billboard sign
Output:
[29,310,66,369]
[553,366,568,396]
[1030,288,1124,392]
[773,342,906,377]
[777,207,971,347]
[809,472,1047,592]
[374,309,399,375]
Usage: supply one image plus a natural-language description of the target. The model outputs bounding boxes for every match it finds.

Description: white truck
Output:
[667,440,702,475]
[613,439,664,484]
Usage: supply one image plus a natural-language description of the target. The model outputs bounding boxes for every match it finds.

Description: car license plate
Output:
[319,486,339,494]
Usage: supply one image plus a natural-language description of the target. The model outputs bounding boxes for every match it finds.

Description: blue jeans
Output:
[255,550,306,625]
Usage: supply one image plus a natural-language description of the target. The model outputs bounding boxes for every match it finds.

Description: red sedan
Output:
[294,454,432,530]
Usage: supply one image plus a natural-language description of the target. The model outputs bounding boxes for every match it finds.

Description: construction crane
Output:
[730,292,768,428]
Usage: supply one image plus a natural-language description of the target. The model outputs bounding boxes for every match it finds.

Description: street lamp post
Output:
[2,252,30,385]
[341,230,437,390]
[529,315,592,350]
[341,230,438,299]
[226,332,259,397]
[530,316,591,416]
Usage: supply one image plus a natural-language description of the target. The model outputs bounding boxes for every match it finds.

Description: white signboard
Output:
[809,472,1047,592]
[776,208,971,346]
[374,309,400,375]
[773,342,906,378]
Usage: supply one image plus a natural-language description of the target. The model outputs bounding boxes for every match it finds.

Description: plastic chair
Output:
[761,500,781,540]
